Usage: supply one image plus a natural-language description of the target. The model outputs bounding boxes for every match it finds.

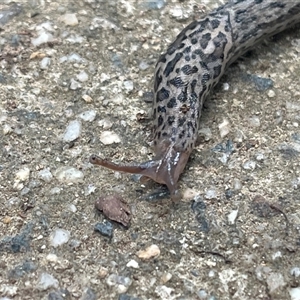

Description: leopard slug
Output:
[90,0,300,200]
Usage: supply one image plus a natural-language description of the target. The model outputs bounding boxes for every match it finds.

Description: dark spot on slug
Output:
[156,87,170,102]
[157,131,161,140]
[213,65,222,79]
[178,117,186,127]
[193,49,206,60]
[153,108,157,119]
[179,130,185,139]
[179,43,185,49]
[177,86,188,103]
[235,9,247,23]
[189,18,210,38]
[164,52,183,77]
[200,33,211,49]
[181,65,198,75]
[211,18,220,29]
[169,77,185,87]
[167,97,177,108]
[168,116,175,125]
[158,105,166,113]
[224,24,230,32]
[187,121,196,134]
[199,61,209,72]
[202,73,211,84]
[191,38,198,44]
[183,46,191,53]
[158,115,163,127]
[191,79,197,91]
[269,2,285,9]
[213,31,227,49]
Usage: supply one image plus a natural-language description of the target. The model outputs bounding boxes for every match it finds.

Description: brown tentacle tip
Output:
[89,154,97,164]
[89,154,104,166]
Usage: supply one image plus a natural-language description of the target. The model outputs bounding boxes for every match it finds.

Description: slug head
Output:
[89,148,190,201]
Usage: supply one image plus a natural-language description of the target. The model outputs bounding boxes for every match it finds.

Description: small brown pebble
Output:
[95,194,131,227]
[251,195,280,218]
[2,216,12,224]
[136,244,160,260]
[98,267,108,279]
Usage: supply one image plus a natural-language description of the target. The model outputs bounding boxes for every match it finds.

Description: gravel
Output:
[1,1,300,299]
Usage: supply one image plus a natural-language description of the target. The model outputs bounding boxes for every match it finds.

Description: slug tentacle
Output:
[90,146,189,201]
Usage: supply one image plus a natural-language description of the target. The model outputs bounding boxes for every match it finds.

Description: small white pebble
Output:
[37,273,59,290]
[218,119,230,138]
[60,13,78,26]
[289,287,300,300]
[69,79,81,90]
[160,272,172,284]
[227,209,238,225]
[49,229,70,248]
[242,160,256,170]
[223,82,230,91]
[290,267,300,277]
[126,259,139,269]
[267,90,276,98]
[15,167,30,181]
[233,178,242,190]
[82,94,93,102]
[100,131,121,145]
[31,32,53,47]
[248,116,260,127]
[78,110,96,122]
[98,118,113,129]
[67,204,77,213]
[40,57,51,69]
[272,251,282,260]
[37,168,53,182]
[100,73,110,83]
[169,6,183,18]
[255,152,265,161]
[54,166,84,183]
[208,270,215,277]
[198,127,212,141]
[76,71,89,82]
[63,120,82,142]
[3,123,13,135]
[46,253,58,262]
[204,189,217,200]
[123,80,134,91]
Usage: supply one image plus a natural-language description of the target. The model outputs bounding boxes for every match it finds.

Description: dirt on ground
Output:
[0,1,300,299]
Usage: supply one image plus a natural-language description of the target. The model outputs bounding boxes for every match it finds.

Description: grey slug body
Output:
[90,0,300,200]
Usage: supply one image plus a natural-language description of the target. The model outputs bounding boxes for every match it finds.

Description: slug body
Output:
[90,0,300,199]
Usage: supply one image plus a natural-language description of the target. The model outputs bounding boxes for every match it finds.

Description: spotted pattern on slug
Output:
[153,0,300,157]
